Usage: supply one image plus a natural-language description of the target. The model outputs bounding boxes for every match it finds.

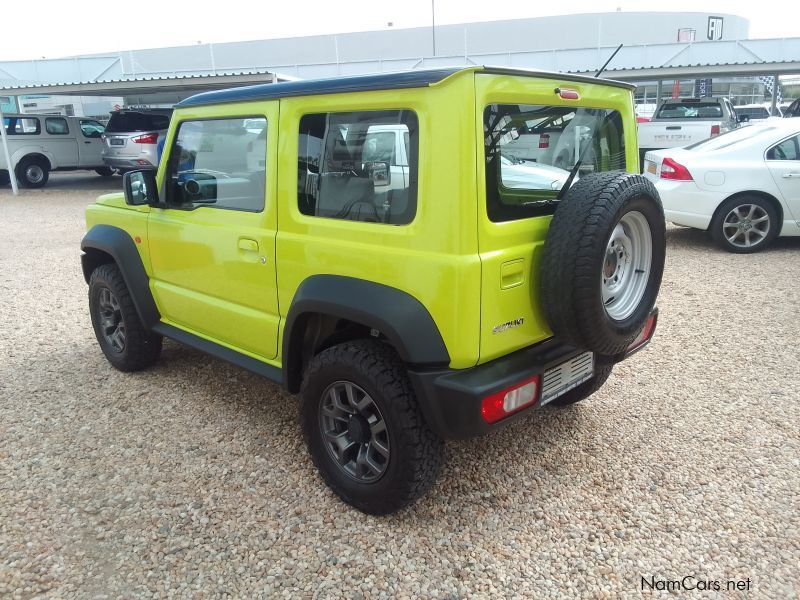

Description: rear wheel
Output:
[95,167,115,177]
[711,195,778,254]
[15,157,49,188]
[300,340,443,515]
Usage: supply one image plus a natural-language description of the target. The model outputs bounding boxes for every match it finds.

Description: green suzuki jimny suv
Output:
[81,67,665,514]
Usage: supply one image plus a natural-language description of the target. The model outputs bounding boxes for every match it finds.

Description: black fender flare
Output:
[80,224,160,330]
[283,275,450,392]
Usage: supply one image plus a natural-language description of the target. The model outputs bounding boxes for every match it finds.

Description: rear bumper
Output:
[102,156,156,169]
[409,309,657,440]
[651,178,726,230]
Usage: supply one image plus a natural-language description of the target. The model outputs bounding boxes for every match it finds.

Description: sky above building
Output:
[1,1,794,61]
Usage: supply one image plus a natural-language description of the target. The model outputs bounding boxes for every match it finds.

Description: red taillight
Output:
[627,313,658,353]
[539,134,550,149]
[132,133,158,144]
[710,124,721,137]
[481,375,541,424]
[660,157,693,181]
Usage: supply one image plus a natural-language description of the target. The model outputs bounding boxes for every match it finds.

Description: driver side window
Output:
[166,117,267,211]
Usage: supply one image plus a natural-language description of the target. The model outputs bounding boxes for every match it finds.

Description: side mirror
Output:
[366,161,391,186]
[123,169,159,206]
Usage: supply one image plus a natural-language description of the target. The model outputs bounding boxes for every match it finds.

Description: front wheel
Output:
[89,263,162,371]
[300,340,443,515]
[710,196,779,254]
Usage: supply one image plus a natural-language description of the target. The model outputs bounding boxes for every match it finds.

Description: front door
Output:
[147,106,279,360]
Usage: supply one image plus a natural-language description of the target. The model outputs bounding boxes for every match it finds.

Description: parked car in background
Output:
[643,119,800,253]
[735,103,782,122]
[101,109,172,171]
[783,98,800,118]
[1,114,112,188]
[637,97,739,168]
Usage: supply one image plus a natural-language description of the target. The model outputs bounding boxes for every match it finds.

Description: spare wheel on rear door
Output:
[540,171,666,355]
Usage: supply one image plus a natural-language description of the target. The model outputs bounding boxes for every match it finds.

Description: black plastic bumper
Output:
[408,309,657,440]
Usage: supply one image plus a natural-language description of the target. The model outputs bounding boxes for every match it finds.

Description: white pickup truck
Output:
[637,98,740,169]
[1,114,112,188]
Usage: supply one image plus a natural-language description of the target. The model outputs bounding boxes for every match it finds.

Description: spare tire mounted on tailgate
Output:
[540,171,666,356]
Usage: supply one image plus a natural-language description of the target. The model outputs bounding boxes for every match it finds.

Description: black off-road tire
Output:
[15,156,50,188]
[300,340,444,515]
[710,195,779,254]
[540,171,666,355]
[95,167,115,177]
[88,263,162,372]
[545,365,613,408]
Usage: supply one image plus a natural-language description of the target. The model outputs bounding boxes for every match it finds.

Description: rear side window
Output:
[45,117,69,135]
[165,117,267,212]
[767,136,800,160]
[106,111,171,133]
[297,110,418,225]
[484,104,625,222]
[656,102,722,119]
[3,116,40,135]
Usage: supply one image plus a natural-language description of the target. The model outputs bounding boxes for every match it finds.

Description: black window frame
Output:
[45,117,70,135]
[163,115,268,213]
[296,108,419,226]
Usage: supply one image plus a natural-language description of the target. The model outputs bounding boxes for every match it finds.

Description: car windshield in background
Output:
[105,111,171,132]
[484,104,625,222]
[684,125,779,152]
[656,102,723,119]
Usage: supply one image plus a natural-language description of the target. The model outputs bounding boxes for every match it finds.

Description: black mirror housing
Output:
[123,169,159,206]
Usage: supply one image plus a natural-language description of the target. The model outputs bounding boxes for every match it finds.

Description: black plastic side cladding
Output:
[283,275,450,393]
[80,224,160,330]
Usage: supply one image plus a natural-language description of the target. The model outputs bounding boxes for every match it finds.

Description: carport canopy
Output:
[0,70,294,194]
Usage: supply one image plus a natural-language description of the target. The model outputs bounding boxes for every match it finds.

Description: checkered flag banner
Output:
[759,76,783,103]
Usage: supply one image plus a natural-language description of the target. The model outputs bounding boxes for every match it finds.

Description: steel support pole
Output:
[0,107,20,196]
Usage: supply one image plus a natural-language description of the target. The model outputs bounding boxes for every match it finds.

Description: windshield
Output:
[484,104,625,222]
[656,102,722,119]
[684,126,779,152]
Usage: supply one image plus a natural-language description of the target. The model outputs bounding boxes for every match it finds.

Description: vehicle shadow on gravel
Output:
[666,224,800,252]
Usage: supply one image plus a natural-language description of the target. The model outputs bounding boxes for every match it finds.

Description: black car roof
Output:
[177,67,634,108]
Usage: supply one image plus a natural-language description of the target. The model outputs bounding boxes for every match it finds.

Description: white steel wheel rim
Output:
[722,204,770,248]
[601,210,652,321]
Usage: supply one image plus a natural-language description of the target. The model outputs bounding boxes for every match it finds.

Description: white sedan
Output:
[643,119,800,253]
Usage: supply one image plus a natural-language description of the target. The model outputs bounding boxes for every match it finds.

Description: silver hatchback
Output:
[101,109,172,170]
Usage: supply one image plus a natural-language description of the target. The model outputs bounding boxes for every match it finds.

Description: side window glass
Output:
[4,116,40,135]
[165,117,267,211]
[45,117,69,135]
[297,110,418,225]
[766,136,800,161]
[80,120,105,138]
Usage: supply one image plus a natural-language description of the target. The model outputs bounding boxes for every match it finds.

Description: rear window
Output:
[484,104,626,222]
[656,102,723,119]
[106,111,171,133]
[737,107,770,120]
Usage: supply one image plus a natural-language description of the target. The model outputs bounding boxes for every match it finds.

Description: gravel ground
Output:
[1,177,799,598]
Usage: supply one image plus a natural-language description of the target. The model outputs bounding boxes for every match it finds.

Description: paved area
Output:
[1,181,798,598]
